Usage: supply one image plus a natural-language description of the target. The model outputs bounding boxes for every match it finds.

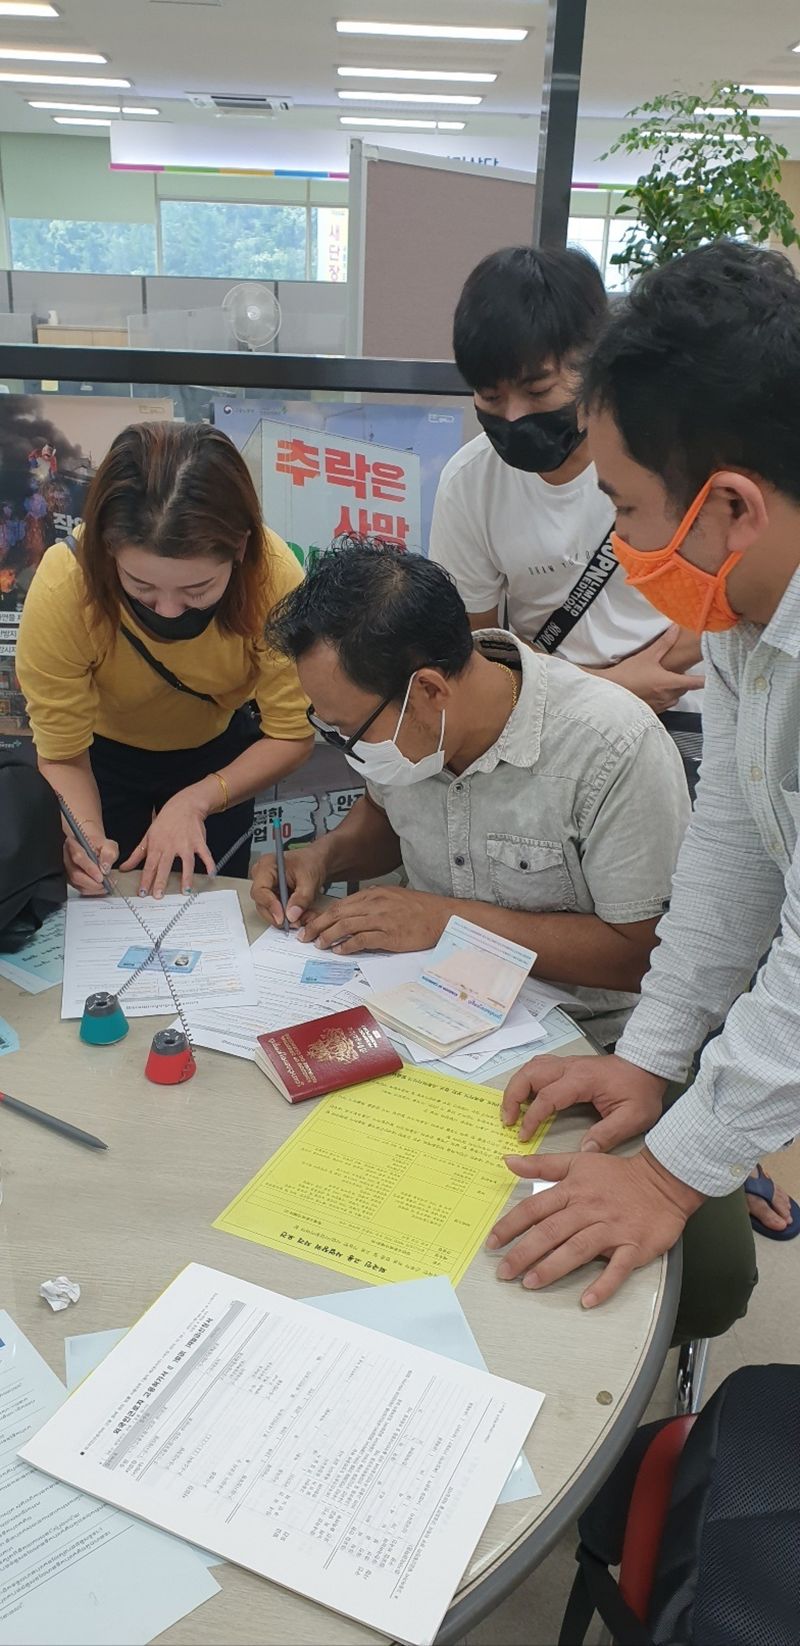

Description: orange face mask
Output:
[611,476,742,634]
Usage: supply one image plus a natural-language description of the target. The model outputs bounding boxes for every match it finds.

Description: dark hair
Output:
[79,421,271,635]
[584,240,800,512]
[266,536,474,700]
[453,244,607,390]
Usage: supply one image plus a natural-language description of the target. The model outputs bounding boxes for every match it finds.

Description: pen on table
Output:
[0,1091,108,1151]
[56,796,117,897]
[272,819,290,933]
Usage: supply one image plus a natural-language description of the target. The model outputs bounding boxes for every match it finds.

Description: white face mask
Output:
[344,672,445,787]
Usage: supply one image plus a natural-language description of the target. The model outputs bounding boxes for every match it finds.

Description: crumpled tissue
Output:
[39,1275,81,1312]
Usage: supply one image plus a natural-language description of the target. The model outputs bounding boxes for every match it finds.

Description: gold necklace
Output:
[495,661,519,709]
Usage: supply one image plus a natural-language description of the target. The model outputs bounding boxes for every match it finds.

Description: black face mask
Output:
[125,592,223,641]
[476,402,587,474]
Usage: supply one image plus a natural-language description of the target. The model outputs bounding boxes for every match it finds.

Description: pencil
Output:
[56,795,117,897]
[0,1091,108,1151]
[272,819,290,933]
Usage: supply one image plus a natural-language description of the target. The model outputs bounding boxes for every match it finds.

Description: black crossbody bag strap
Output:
[117,623,218,704]
[62,531,218,706]
[532,532,619,655]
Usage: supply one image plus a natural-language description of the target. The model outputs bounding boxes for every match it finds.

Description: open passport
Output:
[368,916,537,1056]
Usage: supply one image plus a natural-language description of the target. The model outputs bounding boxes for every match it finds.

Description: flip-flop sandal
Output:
[744,1164,800,1241]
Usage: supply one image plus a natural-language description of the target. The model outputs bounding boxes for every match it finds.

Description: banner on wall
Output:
[315,207,348,283]
[259,418,422,562]
[0,395,173,737]
[214,398,463,561]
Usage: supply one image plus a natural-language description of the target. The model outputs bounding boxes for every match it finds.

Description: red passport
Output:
[254,1006,403,1103]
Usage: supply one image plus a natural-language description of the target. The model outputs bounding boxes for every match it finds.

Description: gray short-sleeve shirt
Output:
[368,630,690,1042]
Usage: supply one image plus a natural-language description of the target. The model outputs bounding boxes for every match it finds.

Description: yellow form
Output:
[213,1065,551,1286]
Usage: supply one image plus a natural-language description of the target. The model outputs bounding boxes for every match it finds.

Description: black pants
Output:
[90,712,260,880]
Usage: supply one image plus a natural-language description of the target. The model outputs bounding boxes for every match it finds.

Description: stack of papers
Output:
[22,1264,544,1646]
[181,922,584,1076]
[184,926,358,1059]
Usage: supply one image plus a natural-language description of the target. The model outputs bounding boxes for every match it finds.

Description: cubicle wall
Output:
[0,272,348,355]
[347,143,536,359]
[0,344,469,854]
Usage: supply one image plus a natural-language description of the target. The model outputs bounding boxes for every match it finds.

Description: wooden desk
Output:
[0,877,678,1645]
[35,324,129,348]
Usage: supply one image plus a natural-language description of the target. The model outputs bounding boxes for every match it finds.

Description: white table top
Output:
[0,876,677,1645]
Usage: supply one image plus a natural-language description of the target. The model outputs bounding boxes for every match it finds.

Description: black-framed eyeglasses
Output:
[306,695,393,762]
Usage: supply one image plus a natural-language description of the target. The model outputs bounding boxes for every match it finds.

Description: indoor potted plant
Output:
[604,81,800,278]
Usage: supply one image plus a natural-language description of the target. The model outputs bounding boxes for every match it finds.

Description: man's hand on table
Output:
[491,1050,701,1305]
[501,1051,668,1148]
[299,885,451,954]
[487,1148,704,1307]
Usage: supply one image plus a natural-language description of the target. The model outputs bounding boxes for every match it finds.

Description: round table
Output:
[0,876,678,1645]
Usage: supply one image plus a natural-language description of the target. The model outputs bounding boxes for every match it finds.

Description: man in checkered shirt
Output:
[489,241,800,1307]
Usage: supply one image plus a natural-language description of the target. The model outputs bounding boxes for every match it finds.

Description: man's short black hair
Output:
[266,536,474,701]
[453,244,607,391]
[584,239,800,512]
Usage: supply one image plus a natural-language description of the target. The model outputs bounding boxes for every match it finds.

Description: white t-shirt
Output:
[430,432,673,670]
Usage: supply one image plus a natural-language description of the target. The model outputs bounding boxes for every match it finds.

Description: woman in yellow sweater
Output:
[16,421,313,897]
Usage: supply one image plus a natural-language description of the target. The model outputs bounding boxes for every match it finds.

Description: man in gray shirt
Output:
[492,241,800,1303]
[252,538,688,1044]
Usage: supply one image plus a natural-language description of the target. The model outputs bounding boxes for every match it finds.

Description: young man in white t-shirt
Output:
[430,246,703,749]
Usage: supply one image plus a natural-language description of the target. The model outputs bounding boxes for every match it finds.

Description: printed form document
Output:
[22,1264,543,1646]
[61,890,258,1019]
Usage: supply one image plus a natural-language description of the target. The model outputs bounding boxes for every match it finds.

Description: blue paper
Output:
[0,1311,219,1644]
[118,945,201,975]
[0,908,64,993]
[306,1276,540,1504]
[301,957,357,985]
[64,1330,222,1570]
[0,1017,19,1057]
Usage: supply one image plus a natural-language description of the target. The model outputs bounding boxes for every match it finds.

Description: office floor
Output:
[458,1141,800,1646]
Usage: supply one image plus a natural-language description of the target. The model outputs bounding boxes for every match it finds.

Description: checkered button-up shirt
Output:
[619,567,800,1195]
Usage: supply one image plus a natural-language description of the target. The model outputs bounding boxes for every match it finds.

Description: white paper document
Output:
[0,1310,219,1646]
[61,890,258,1020]
[64,1280,541,1507]
[355,944,439,994]
[22,1263,543,1646]
[518,976,583,1020]
[184,927,356,1060]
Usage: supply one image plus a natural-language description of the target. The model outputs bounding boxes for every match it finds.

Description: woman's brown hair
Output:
[79,421,271,637]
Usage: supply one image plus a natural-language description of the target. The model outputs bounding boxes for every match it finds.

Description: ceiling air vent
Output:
[187,92,293,117]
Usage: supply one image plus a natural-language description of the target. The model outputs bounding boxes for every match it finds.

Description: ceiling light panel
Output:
[337,21,528,41]
[0,47,107,61]
[0,3,59,14]
[702,104,800,117]
[337,66,496,82]
[54,115,111,125]
[29,100,159,112]
[0,71,130,84]
[339,114,466,128]
[338,90,482,105]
